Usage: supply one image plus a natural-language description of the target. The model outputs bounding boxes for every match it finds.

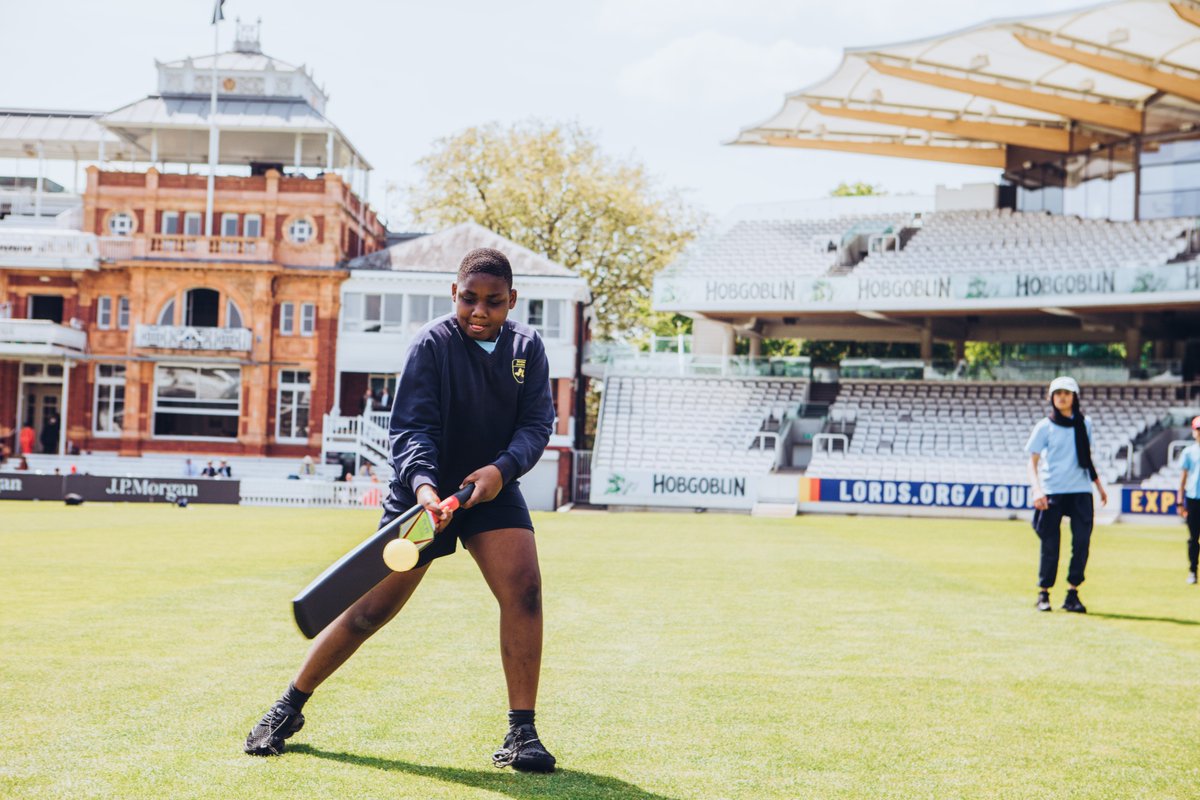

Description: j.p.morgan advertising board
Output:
[0,474,240,503]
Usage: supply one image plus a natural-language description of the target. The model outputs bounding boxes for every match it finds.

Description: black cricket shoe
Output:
[492,723,556,773]
[1061,590,1087,614]
[244,701,305,756]
[1036,591,1052,612]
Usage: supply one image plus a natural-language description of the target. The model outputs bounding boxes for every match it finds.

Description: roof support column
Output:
[59,359,72,456]
[920,318,934,366]
[326,131,334,171]
[35,141,44,219]
[14,374,25,455]
[205,125,220,236]
[150,128,158,166]
[1125,316,1143,370]
[206,17,219,237]
[294,132,303,171]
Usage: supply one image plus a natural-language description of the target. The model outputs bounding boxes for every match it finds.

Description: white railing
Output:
[321,413,393,476]
[134,324,252,351]
[0,228,99,270]
[812,433,850,455]
[360,415,390,463]
[0,188,82,220]
[0,319,87,356]
[148,234,273,260]
[98,235,274,262]
[239,477,386,507]
[98,236,135,260]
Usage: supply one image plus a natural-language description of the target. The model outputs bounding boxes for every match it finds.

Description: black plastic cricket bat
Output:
[291,483,475,638]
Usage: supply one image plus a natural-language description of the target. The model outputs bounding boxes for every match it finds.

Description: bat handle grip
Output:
[441,482,476,512]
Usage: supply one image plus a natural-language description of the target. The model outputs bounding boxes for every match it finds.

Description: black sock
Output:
[280,682,312,712]
[509,709,535,728]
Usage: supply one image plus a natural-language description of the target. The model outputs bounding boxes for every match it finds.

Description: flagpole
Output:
[205,3,220,237]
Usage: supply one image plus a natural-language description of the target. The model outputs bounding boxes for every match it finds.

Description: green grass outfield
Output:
[2,501,1198,800]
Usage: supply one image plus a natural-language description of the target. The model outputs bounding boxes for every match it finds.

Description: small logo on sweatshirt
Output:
[511,358,526,384]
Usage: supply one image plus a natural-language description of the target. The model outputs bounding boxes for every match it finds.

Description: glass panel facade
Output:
[277,370,311,441]
[153,366,240,438]
[93,364,126,435]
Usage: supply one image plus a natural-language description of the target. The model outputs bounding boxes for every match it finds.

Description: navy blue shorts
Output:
[380,482,534,567]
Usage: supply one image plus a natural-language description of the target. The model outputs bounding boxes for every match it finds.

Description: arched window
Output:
[157,297,176,326]
[226,298,244,329]
[184,288,220,328]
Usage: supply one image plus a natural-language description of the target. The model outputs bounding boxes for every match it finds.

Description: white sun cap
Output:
[1047,376,1080,398]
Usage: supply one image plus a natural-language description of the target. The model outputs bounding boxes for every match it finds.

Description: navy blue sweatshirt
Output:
[389,314,555,499]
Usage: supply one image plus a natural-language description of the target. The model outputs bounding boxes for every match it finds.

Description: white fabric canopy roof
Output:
[736,0,1200,166]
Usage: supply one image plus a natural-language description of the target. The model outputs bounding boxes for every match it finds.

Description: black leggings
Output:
[1032,492,1094,589]
[1187,498,1200,572]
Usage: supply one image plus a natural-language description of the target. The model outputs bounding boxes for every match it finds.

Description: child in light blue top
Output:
[1025,376,1108,613]
[1176,416,1200,583]
[1026,414,1096,495]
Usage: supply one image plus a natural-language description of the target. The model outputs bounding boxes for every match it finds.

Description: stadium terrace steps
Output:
[855,209,1193,276]
[808,381,1179,486]
[661,214,910,281]
[592,375,809,474]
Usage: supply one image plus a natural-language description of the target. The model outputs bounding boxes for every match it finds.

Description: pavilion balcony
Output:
[99,234,273,262]
[133,324,252,352]
[0,318,87,357]
[0,228,99,270]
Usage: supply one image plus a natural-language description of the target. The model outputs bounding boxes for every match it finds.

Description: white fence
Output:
[239,478,386,508]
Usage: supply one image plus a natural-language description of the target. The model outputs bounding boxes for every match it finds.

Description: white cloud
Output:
[618,33,839,109]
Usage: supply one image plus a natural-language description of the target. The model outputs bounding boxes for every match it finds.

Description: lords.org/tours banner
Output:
[799,477,1035,510]
[590,467,760,510]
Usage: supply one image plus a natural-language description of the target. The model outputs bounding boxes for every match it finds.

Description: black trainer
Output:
[492,723,556,773]
[1061,590,1087,614]
[1036,591,1052,612]
[244,701,305,756]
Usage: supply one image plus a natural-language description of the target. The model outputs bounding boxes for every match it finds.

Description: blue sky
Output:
[1,0,1087,226]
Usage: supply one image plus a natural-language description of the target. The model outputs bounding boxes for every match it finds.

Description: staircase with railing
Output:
[321,412,393,479]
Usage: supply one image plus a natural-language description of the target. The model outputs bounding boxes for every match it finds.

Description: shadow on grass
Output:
[1091,612,1200,626]
[288,744,678,799]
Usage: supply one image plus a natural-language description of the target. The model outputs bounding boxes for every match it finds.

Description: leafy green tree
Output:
[408,121,705,339]
[830,181,886,197]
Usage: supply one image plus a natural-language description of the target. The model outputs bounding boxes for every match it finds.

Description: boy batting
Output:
[1026,376,1108,613]
[245,247,558,772]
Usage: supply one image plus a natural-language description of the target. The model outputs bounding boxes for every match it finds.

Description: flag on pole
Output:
[211,0,225,24]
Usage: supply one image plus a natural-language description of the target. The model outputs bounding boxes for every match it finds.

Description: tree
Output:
[830,181,886,197]
[408,121,705,339]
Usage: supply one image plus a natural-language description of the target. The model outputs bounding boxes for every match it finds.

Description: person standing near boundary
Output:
[244,247,558,772]
[1026,376,1108,613]
[1177,416,1200,584]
